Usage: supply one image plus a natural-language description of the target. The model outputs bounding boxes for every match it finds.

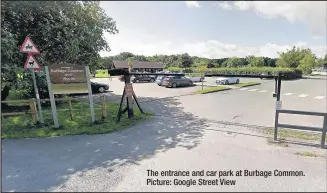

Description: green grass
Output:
[195,86,230,94]
[234,82,260,87]
[1,101,153,139]
[264,128,327,142]
[295,151,317,157]
[92,70,120,78]
[94,70,109,78]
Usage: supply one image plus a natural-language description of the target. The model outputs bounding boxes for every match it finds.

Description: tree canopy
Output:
[1,1,118,99]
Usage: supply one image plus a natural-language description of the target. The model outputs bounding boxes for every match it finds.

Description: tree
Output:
[297,53,316,74]
[316,54,327,67]
[276,46,309,68]
[246,56,265,67]
[222,57,244,68]
[1,1,118,100]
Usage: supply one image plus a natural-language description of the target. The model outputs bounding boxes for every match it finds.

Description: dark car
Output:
[131,75,155,83]
[91,82,109,93]
[162,76,193,88]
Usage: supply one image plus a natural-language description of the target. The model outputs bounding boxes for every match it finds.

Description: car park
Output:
[131,75,156,83]
[216,77,240,85]
[162,76,193,88]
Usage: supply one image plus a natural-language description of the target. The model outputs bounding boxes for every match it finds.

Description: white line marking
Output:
[259,90,267,92]
[314,96,325,99]
[271,92,275,94]
[239,88,248,91]
[283,93,293,96]
[249,89,258,92]
[298,94,308,98]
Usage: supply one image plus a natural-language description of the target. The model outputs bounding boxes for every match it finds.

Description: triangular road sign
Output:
[20,36,40,54]
[24,55,42,70]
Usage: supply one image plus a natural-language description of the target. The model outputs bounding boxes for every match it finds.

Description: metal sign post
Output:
[30,69,44,123]
[45,66,59,128]
[274,73,282,140]
[85,66,95,122]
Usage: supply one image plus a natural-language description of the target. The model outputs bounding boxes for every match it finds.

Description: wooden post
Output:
[29,99,38,124]
[68,98,73,121]
[100,95,107,119]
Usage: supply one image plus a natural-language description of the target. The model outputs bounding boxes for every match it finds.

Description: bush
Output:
[182,68,194,73]
[167,67,182,72]
[192,67,302,80]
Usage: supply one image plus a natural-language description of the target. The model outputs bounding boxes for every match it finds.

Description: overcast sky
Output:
[99,1,327,59]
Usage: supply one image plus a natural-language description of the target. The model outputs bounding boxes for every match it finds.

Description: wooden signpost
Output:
[116,76,144,123]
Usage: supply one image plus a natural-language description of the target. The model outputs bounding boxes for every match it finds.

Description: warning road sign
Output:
[20,36,40,54]
[24,55,41,70]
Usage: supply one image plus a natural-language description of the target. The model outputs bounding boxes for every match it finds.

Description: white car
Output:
[216,77,240,85]
[185,76,205,82]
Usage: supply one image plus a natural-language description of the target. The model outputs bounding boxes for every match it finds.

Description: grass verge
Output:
[234,82,260,87]
[295,151,317,157]
[195,86,230,94]
[264,128,327,142]
[2,101,153,139]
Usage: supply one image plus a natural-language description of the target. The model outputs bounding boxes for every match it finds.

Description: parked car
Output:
[185,75,205,82]
[91,81,109,93]
[216,77,240,85]
[131,75,155,83]
[156,75,167,86]
[162,76,193,88]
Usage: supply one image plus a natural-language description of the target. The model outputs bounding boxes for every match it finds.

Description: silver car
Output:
[216,77,240,85]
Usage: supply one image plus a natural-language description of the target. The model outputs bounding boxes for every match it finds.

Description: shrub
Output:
[167,67,182,72]
[182,68,194,73]
[192,67,302,80]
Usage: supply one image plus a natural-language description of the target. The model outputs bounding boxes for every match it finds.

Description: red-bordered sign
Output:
[24,54,42,70]
[20,36,40,55]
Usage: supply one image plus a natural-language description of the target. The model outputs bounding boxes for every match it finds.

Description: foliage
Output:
[1,1,118,100]
[222,57,245,68]
[246,56,265,67]
[202,67,302,80]
[276,46,318,74]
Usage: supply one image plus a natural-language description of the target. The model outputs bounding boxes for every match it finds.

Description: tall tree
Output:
[246,56,265,67]
[222,57,244,68]
[1,1,118,100]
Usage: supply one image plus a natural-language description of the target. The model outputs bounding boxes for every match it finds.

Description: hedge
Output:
[193,67,302,80]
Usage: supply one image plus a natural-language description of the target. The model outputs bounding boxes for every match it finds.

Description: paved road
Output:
[204,76,327,100]
[2,117,326,192]
[93,77,326,127]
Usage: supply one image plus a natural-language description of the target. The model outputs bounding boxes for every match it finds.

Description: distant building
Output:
[112,61,164,73]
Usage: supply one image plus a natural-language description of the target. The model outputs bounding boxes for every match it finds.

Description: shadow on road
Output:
[2,94,209,192]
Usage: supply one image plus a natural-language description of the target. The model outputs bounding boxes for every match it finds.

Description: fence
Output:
[1,95,109,124]
[274,109,327,149]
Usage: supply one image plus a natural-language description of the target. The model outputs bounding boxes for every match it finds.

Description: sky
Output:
[99,1,327,59]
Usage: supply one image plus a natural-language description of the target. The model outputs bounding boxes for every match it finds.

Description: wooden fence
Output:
[1,95,108,124]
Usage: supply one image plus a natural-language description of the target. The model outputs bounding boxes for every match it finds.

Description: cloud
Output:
[216,1,327,37]
[101,31,327,59]
[184,1,200,8]
[215,1,233,10]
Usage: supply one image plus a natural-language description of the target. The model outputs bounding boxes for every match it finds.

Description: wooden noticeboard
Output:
[49,64,88,94]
